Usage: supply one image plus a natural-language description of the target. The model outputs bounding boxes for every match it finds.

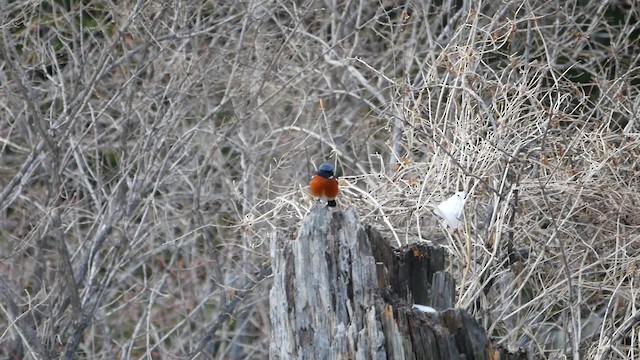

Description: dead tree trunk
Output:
[269,205,491,360]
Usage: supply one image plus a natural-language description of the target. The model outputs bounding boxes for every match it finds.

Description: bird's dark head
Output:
[316,163,335,178]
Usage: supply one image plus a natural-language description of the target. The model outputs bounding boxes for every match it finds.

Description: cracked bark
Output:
[269,205,499,360]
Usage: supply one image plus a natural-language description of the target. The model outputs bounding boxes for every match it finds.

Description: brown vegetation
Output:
[0,0,639,358]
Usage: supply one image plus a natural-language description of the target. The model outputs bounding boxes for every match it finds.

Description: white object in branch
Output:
[412,304,437,313]
[433,192,467,228]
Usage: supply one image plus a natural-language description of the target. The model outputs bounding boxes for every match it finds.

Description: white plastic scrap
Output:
[433,192,467,228]
[412,304,437,313]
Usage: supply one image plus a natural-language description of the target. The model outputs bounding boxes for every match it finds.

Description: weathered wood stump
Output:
[269,205,492,359]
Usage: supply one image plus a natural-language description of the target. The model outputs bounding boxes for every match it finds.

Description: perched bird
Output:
[309,163,339,207]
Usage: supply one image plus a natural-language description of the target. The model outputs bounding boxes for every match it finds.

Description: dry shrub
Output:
[0,0,639,359]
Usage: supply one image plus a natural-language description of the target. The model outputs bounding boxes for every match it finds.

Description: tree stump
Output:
[269,205,491,359]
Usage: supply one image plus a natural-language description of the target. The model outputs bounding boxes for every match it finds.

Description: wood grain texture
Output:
[270,205,502,359]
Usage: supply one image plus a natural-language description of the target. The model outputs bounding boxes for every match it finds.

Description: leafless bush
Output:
[0,0,638,359]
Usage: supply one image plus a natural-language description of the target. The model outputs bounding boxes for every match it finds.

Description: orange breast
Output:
[309,175,339,199]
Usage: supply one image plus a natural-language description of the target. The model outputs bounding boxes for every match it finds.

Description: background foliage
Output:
[1,0,639,358]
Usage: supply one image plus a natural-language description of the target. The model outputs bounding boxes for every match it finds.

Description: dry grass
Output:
[0,0,639,359]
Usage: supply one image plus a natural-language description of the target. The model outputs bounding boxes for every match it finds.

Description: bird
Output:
[309,163,339,207]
